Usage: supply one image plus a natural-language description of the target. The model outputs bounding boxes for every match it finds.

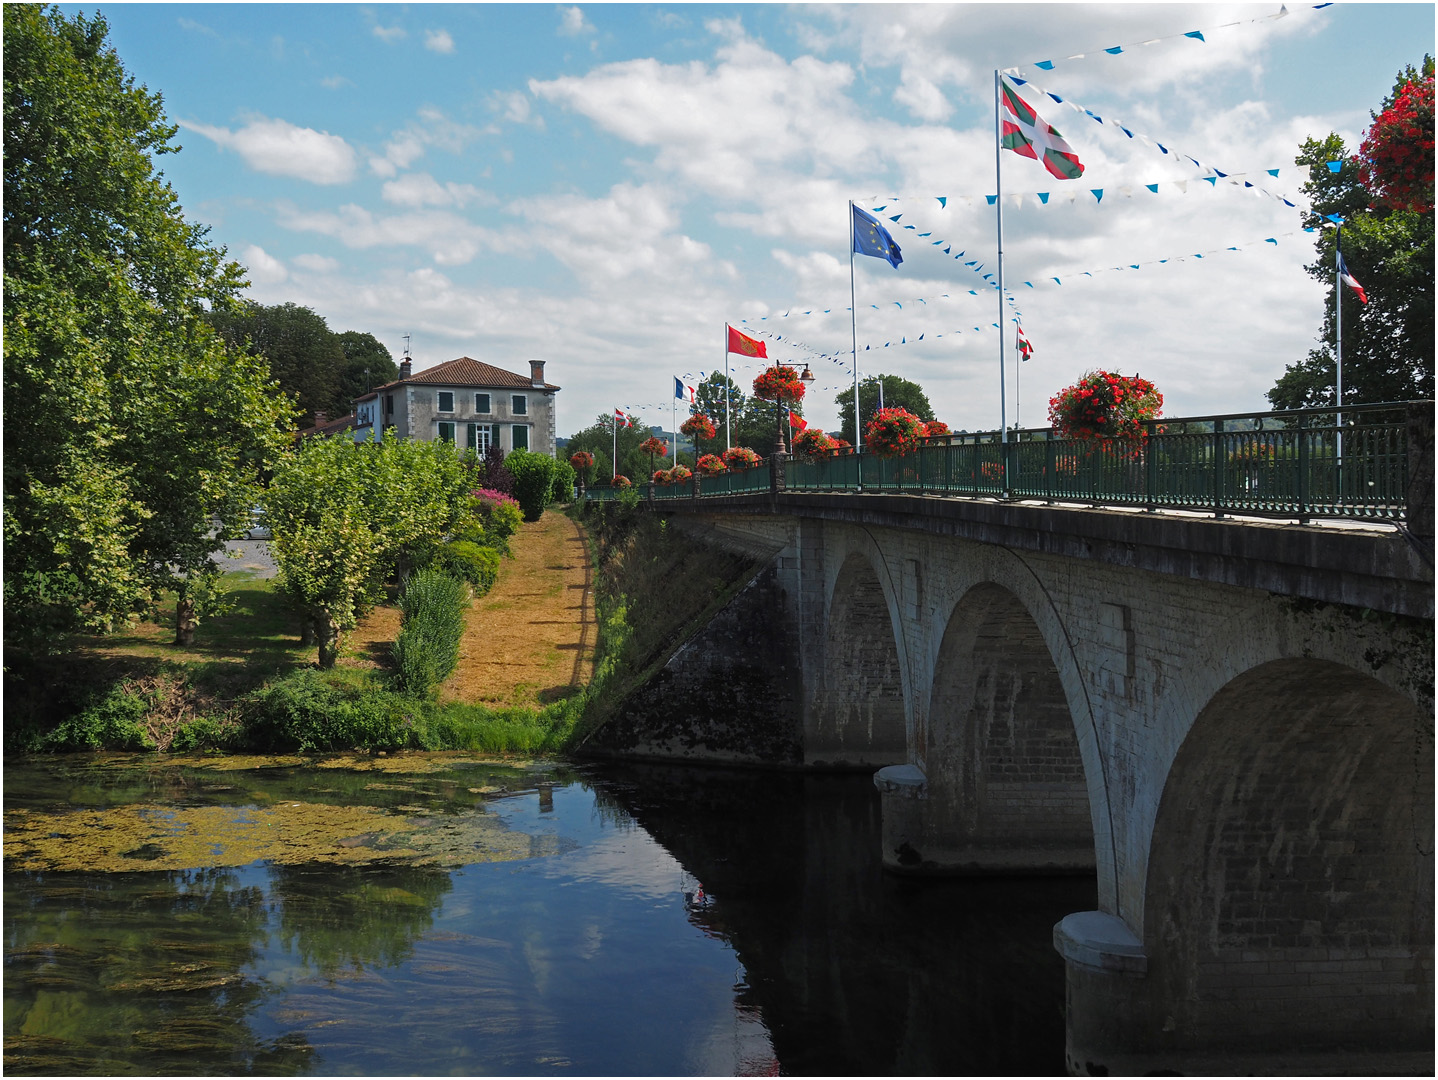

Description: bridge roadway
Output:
[582,488,1434,1075]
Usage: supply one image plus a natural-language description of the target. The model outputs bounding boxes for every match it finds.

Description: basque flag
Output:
[1001,76,1085,181]
[1016,324,1034,361]
[727,324,768,358]
[1337,250,1367,304]
[614,408,629,427]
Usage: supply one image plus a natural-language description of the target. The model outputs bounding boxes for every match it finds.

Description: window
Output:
[437,422,456,445]
[511,424,529,451]
[475,393,491,413]
[467,424,492,454]
[511,394,528,416]
[437,391,454,413]
[385,394,394,416]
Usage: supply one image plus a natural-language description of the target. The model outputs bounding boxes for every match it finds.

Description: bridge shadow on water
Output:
[586,762,1097,1077]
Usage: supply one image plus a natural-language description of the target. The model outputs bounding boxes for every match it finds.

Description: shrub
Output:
[464,488,522,554]
[506,449,558,521]
[43,683,152,751]
[437,540,501,594]
[550,458,576,502]
[243,669,413,752]
[392,569,469,695]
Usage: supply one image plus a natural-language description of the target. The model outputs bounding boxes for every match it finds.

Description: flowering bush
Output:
[468,488,523,554]
[864,407,927,458]
[695,453,727,476]
[568,450,594,470]
[1357,67,1435,213]
[752,364,806,404]
[792,428,837,459]
[1048,371,1162,447]
[638,436,669,457]
[680,412,717,441]
[669,464,693,482]
[923,420,951,437]
[611,474,632,488]
[723,446,763,470]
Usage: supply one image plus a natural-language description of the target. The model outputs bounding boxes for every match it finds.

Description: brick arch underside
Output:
[1145,658,1434,1055]
[926,582,1094,870]
[811,553,907,766]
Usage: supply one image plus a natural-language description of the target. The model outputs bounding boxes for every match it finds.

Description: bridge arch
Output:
[809,544,909,766]
[912,579,1099,874]
[1143,657,1433,1056]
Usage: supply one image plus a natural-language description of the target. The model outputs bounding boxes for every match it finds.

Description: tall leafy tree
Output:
[3,5,294,647]
[1267,58,1434,410]
[266,432,467,668]
[564,413,653,482]
[335,330,397,409]
[209,301,347,425]
[834,374,935,444]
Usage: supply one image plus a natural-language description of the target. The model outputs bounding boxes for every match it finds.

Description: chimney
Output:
[529,359,546,388]
[399,358,413,381]
[313,410,328,427]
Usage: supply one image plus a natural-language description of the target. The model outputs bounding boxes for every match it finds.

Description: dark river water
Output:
[3,754,1094,1075]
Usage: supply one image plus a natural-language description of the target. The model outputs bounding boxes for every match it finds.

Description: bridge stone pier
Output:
[594,490,1433,1074]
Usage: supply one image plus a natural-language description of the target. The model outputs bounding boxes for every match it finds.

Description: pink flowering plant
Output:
[864,407,927,458]
[466,488,523,554]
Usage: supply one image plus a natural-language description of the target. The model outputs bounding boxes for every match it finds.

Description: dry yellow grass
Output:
[437,511,594,708]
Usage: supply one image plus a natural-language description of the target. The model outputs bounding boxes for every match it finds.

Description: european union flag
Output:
[852,204,902,269]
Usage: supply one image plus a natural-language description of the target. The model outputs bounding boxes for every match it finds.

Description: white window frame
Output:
[467,423,493,454]
[511,424,529,451]
[511,393,528,416]
[475,392,491,414]
[437,390,455,413]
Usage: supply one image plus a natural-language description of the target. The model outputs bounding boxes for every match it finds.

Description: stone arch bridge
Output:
[582,489,1433,1074]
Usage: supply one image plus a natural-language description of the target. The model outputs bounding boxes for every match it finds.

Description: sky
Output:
[70,2,1435,437]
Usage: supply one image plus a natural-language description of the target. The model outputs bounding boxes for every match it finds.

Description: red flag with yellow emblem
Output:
[726,325,768,359]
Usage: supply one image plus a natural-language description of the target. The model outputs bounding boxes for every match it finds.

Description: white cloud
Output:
[274,201,499,266]
[177,17,219,39]
[424,29,455,54]
[381,172,492,209]
[368,106,485,177]
[292,253,339,273]
[181,116,357,184]
[559,6,594,37]
[241,244,287,285]
[492,90,543,127]
[321,75,352,90]
[373,24,406,43]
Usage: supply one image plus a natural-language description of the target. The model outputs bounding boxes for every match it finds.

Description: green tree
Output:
[834,374,935,444]
[1267,59,1434,410]
[210,300,347,425]
[563,413,653,483]
[265,432,467,667]
[3,5,294,647]
[335,330,397,408]
[506,449,558,521]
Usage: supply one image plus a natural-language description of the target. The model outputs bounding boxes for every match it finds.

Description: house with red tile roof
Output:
[352,356,560,457]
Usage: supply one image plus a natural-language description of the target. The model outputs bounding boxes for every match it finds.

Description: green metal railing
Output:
[579,403,1424,522]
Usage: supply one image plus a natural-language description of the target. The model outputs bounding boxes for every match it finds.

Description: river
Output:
[3,753,1094,1075]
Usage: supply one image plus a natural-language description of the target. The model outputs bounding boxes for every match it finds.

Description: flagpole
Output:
[612,411,618,482]
[723,325,732,453]
[1014,325,1021,429]
[994,69,1009,489]
[849,201,861,454]
[1335,226,1344,487]
[672,392,677,467]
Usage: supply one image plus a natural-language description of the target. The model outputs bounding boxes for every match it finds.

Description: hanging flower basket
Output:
[864,407,927,459]
[638,436,669,457]
[695,453,727,476]
[723,446,763,470]
[611,474,632,488]
[1047,370,1162,448]
[669,464,693,482]
[792,428,837,459]
[1356,68,1434,213]
[831,438,854,455]
[652,468,672,485]
[752,365,806,404]
[923,420,951,437]
[569,451,594,470]
[680,413,717,441]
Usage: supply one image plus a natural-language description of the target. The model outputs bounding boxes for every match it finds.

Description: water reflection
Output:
[5,754,1092,1076]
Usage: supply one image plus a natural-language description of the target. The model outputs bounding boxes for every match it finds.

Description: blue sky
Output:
[71,3,1435,436]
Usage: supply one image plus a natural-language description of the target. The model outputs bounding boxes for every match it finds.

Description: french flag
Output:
[1338,250,1367,304]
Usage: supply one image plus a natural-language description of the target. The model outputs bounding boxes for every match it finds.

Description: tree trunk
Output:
[316,612,342,669]
[175,594,197,647]
[300,616,317,647]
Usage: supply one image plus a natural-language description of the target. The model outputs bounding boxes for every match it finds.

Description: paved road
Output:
[222,539,278,579]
